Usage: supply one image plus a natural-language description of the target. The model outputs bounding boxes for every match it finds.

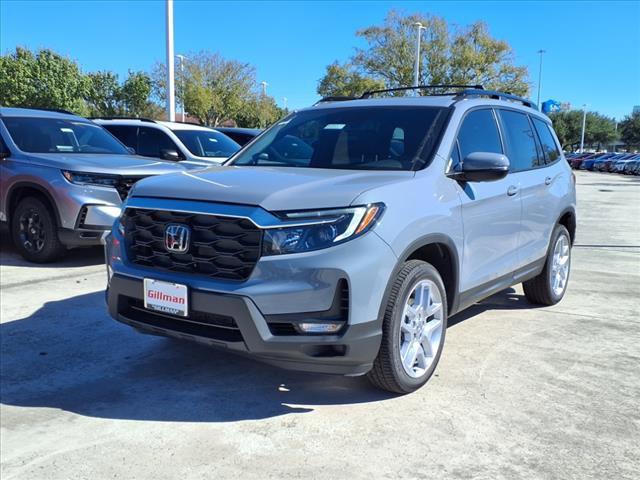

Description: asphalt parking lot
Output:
[1,170,638,480]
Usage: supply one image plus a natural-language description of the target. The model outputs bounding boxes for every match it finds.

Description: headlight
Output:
[62,170,120,188]
[262,203,384,256]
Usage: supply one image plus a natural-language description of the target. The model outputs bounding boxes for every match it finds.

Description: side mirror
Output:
[449,152,510,182]
[160,149,181,161]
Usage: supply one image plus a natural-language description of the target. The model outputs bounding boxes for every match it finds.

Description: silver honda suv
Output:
[0,107,192,262]
[105,86,576,393]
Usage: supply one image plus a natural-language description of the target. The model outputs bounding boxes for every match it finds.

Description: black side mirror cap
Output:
[160,149,181,161]
[448,152,510,182]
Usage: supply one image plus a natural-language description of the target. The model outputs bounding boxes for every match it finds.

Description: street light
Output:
[261,81,268,96]
[413,22,426,89]
[536,49,546,108]
[176,54,187,122]
[165,0,175,121]
[283,97,288,110]
[580,104,588,153]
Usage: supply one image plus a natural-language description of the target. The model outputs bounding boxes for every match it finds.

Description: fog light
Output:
[297,322,343,334]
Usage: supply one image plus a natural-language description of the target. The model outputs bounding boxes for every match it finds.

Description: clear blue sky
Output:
[1,0,639,120]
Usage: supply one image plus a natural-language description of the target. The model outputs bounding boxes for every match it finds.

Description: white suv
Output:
[93,118,240,167]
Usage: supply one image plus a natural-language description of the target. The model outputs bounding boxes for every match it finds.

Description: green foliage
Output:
[317,62,385,98]
[0,47,87,113]
[318,10,530,97]
[152,51,285,127]
[618,112,640,147]
[549,110,618,149]
[85,71,122,116]
[121,71,155,117]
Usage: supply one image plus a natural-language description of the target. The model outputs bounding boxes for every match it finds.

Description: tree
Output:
[236,94,286,128]
[152,52,257,126]
[549,110,618,150]
[318,10,529,97]
[619,112,640,148]
[85,71,122,116]
[121,71,154,117]
[317,62,385,98]
[0,47,87,113]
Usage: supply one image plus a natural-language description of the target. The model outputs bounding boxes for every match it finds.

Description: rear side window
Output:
[137,127,182,159]
[457,109,502,160]
[498,110,539,172]
[104,125,138,150]
[532,118,561,164]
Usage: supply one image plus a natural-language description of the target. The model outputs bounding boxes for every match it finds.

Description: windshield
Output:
[173,129,240,158]
[229,106,448,170]
[2,117,129,154]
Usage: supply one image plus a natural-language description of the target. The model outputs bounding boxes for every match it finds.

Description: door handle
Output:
[507,185,519,196]
[545,176,552,185]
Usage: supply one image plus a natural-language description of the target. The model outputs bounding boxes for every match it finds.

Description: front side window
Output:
[456,109,503,161]
[137,127,182,159]
[2,117,129,154]
[498,110,539,172]
[104,125,138,150]
[532,118,561,164]
[229,106,448,171]
[173,129,240,158]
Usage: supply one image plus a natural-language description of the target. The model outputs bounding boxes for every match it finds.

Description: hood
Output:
[25,153,193,175]
[131,166,414,211]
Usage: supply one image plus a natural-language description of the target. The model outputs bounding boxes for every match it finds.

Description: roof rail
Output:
[315,96,358,105]
[360,84,484,99]
[454,89,537,110]
[89,116,157,123]
[0,106,76,116]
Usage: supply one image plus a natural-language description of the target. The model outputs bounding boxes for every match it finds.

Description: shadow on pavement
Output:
[0,291,395,423]
[1,287,539,423]
[0,227,104,268]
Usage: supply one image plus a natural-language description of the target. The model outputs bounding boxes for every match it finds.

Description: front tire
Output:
[11,197,65,263]
[523,224,571,305]
[367,260,448,394]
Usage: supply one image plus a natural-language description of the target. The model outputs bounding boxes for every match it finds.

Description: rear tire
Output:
[11,197,65,263]
[523,224,571,305]
[367,260,448,394]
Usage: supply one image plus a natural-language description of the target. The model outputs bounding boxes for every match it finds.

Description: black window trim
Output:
[495,107,550,173]
[531,116,562,167]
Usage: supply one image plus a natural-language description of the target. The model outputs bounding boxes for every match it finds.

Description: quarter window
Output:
[532,118,561,164]
[498,110,539,172]
[457,109,502,161]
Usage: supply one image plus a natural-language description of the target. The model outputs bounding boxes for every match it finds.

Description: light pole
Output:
[261,81,268,96]
[413,22,426,89]
[536,49,546,108]
[165,0,175,121]
[283,97,288,110]
[176,54,187,122]
[580,104,588,153]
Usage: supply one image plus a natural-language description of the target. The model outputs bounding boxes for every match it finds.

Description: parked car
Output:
[0,107,192,262]
[105,86,576,394]
[214,126,262,146]
[591,153,617,171]
[610,154,636,173]
[93,118,240,166]
[626,158,640,175]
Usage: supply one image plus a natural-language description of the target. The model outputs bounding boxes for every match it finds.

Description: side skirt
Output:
[452,258,545,315]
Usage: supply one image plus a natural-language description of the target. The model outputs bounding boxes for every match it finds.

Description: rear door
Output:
[497,110,556,268]
[453,108,522,292]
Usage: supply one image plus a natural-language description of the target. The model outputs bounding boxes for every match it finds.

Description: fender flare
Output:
[375,233,461,323]
[5,181,62,227]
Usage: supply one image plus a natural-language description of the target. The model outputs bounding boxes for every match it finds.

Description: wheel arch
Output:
[378,234,461,321]
[6,182,62,228]
[557,207,576,245]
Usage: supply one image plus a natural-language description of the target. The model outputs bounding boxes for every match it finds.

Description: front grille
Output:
[123,208,262,281]
[122,297,243,342]
[115,177,145,200]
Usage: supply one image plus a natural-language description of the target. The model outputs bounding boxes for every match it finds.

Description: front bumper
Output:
[107,274,382,375]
